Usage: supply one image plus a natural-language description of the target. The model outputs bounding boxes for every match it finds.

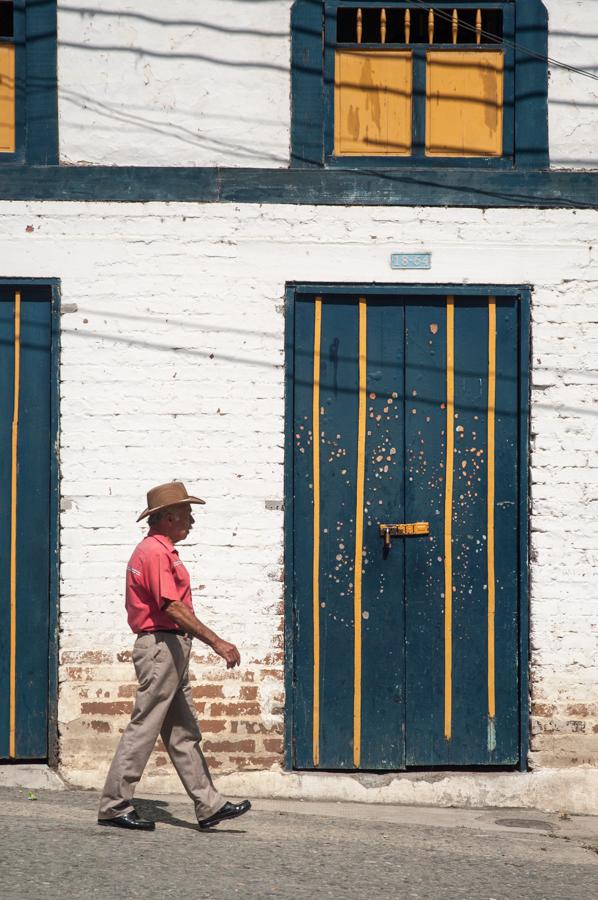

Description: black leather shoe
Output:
[98,810,155,831]
[198,800,251,830]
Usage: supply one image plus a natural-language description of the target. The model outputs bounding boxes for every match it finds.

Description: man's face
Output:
[166,504,195,544]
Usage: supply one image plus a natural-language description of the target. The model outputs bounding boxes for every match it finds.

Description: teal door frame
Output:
[0,278,60,764]
[284,283,530,772]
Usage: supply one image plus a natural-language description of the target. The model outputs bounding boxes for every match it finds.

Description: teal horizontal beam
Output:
[0,166,596,208]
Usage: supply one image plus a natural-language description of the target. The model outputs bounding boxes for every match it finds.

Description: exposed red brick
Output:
[118,684,137,698]
[116,650,132,663]
[531,703,556,717]
[66,667,83,680]
[263,738,284,754]
[89,720,110,733]
[154,756,168,767]
[203,739,255,753]
[229,756,278,768]
[191,685,224,699]
[241,721,282,735]
[566,703,598,717]
[81,701,133,715]
[193,702,206,714]
[242,670,255,682]
[249,653,282,666]
[203,756,222,769]
[568,720,586,733]
[61,650,112,664]
[200,720,227,733]
[239,685,258,701]
[210,701,261,717]
[260,668,283,681]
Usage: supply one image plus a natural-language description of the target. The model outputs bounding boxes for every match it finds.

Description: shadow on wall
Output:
[16,0,598,166]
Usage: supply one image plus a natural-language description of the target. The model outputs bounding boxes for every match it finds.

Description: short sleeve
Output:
[146,548,179,609]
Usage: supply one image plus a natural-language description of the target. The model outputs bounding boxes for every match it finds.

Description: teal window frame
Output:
[291,0,548,169]
[0,0,57,165]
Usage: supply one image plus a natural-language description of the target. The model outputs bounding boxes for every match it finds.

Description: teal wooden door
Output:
[0,286,53,760]
[291,291,525,769]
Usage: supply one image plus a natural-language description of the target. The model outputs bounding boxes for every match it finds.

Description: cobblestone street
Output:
[0,788,596,900]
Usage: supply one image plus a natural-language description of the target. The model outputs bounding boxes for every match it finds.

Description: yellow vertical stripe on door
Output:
[312,297,322,767]
[9,290,21,758]
[353,297,367,767]
[444,296,455,741]
[487,298,497,722]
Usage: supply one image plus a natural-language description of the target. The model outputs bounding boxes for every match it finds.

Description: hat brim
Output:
[137,495,205,522]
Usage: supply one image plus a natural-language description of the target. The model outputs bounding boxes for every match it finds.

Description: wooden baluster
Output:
[428,8,435,44]
[452,8,458,44]
[476,8,482,44]
[356,7,362,44]
[405,8,411,43]
[380,8,387,44]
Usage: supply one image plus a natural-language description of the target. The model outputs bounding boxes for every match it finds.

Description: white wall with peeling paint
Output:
[0,200,597,807]
[57,0,292,167]
[55,0,598,169]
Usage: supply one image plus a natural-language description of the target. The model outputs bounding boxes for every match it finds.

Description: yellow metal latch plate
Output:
[378,522,430,538]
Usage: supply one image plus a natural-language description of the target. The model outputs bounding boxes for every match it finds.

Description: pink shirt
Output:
[125,530,194,633]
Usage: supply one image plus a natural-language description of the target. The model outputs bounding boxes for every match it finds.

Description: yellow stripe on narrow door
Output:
[9,290,21,758]
[353,297,367,767]
[444,297,455,741]
[312,297,322,766]
[487,298,497,726]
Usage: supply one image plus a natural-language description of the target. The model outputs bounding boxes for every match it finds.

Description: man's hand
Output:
[164,601,241,667]
[213,638,241,669]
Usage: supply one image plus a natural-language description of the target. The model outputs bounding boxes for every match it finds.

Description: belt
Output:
[137,629,188,636]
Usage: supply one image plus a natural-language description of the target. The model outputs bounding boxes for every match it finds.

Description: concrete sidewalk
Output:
[0,787,596,900]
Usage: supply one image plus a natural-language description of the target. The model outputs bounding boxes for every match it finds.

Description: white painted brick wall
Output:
[0,201,597,776]
[56,0,598,168]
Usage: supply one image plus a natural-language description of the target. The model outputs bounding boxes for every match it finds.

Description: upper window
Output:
[291,0,548,168]
[0,0,57,164]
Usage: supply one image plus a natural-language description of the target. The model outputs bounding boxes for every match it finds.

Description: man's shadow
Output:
[135,799,247,834]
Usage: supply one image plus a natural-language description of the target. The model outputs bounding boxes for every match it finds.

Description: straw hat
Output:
[137,481,205,522]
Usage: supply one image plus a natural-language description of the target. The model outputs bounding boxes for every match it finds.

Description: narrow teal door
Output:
[291,291,525,769]
[0,286,53,760]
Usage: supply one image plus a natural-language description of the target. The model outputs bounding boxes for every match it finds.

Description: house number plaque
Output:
[390,252,431,270]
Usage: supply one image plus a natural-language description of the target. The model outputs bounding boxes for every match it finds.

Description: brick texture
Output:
[53,2,598,170]
[0,202,596,781]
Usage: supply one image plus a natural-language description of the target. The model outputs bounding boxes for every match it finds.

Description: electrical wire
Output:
[409,0,598,83]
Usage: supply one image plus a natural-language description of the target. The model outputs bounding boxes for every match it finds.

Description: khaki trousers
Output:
[98,632,224,822]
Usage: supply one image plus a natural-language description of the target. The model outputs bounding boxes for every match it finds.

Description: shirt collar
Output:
[148,529,176,552]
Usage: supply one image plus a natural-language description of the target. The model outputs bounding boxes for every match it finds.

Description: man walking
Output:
[97,481,251,831]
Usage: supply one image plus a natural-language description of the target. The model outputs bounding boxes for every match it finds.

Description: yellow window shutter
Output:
[334,50,412,156]
[0,44,15,153]
[425,50,504,157]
